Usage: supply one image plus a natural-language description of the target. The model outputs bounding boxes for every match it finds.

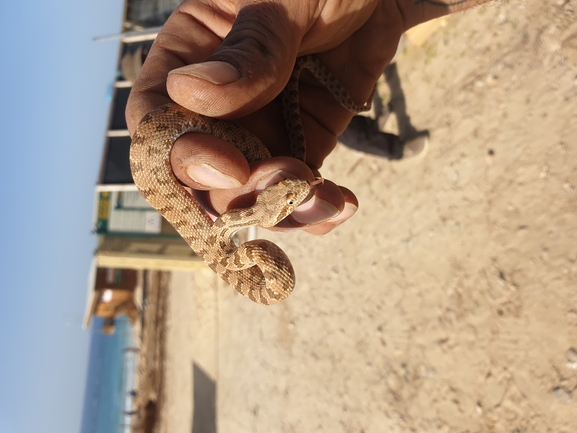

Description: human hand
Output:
[126,0,482,234]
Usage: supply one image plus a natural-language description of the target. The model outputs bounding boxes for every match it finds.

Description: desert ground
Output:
[137,1,577,432]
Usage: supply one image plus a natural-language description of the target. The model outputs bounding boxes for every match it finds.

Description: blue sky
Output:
[0,0,125,432]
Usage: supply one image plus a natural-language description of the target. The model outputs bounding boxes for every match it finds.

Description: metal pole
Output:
[93,26,162,43]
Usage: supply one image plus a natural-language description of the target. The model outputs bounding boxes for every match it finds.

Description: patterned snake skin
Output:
[130,55,368,305]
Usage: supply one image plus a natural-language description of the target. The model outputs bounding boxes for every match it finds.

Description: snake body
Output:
[130,55,367,305]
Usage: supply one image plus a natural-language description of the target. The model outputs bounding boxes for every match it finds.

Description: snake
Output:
[130,55,368,305]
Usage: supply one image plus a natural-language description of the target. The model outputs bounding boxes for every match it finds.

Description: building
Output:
[84,0,203,333]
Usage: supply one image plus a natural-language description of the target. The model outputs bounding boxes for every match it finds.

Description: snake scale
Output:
[130,55,368,305]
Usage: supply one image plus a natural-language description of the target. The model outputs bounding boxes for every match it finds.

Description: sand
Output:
[136,1,577,432]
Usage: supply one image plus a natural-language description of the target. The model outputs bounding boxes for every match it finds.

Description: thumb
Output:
[166,3,302,119]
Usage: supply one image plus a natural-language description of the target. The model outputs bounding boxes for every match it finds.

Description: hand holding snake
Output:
[126,0,487,303]
[126,1,400,232]
[131,56,368,304]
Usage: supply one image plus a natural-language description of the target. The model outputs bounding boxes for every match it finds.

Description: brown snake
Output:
[130,55,368,305]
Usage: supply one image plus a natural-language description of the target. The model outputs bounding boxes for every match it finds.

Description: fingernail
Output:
[291,196,340,224]
[187,163,242,189]
[326,202,358,223]
[255,170,294,191]
[169,61,240,85]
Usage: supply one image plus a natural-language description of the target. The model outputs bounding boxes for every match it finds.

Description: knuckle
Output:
[217,5,288,61]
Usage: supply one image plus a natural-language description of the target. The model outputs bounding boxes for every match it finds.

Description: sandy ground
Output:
[149,1,577,432]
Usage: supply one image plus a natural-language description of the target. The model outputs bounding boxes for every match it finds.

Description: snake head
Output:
[255,179,316,227]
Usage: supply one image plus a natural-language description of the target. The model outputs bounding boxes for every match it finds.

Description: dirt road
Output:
[157,2,577,432]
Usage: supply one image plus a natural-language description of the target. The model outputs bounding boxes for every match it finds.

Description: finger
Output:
[190,155,351,231]
[166,2,305,119]
[303,186,359,235]
[287,179,345,226]
[170,133,251,191]
[205,156,316,215]
[126,5,224,133]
